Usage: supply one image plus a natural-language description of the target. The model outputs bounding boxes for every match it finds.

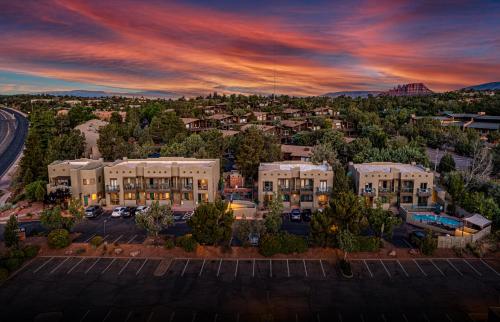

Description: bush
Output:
[354,236,380,252]
[0,268,8,283]
[89,236,104,248]
[176,234,198,252]
[22,245,40,259]
[419,232,438,256]
[8,249,25,260]
[259,233,308,257]
[164,238,175,250]
[75,248,86,255]
[4,257,23,272]
[47,229,71,249]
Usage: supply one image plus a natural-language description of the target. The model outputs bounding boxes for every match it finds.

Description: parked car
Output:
[182,210,194,221]
[409,230,427,246]
[249,233,260,246]
[290,209,302,222]
[111,207,127,218]
[173,212,183,221]
[84,205,103,218]
[123,207,136,217]
[136,206,148,214]
[301,209,312,222]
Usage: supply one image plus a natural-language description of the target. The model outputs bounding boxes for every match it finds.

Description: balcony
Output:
[360,188,376,197]
[198,185,209,191]
[105,185,120,193]
[417,188,432,197]
[123,183,143,191]
[316,187,332,195]
[49,184,72,192]
[378,187,394,196]
[300,186,313,193]
[182,184,193,191]
[278,186,291,193]
[263,186,273,193]
[400,187,414,194]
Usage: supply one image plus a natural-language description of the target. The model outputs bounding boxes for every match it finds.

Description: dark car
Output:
[290,209,302,222]
[409,230,427,246]
[301,209,312,222]
[84,205,103,218]
[121,207,134,218]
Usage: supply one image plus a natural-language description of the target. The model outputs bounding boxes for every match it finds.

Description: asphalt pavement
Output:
[0,108,28,178]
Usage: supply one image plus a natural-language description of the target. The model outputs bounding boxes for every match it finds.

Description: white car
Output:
[111,207,127,218]
[182,210,194,221]
[136,206,149,214]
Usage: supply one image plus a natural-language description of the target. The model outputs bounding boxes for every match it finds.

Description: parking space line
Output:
[214,313,218,322]
[413,259,427,277]
[67,258,85,274]
[319,260,326,278]
[463,259,481,276]
[402,314,409,322]
[217,259,222,277]
[338,312,343,322]
[169,311,175,322]
[381,313,387,322]
[430,259,445,276]
[446,313,453,322]
[136,258,148,275]
[124,311,132,322]
[79,309,90,322]
[191,311,197,322]
[234,259,239,277]
[83,234,96,243]
[287,259,290,277]
[446,259,463,276]
[102,309,112,322]
[146,312,154,322]
[102,234,110,241]
[303,259,308,277]
[252,259,255,277]
[269,259,272,277]
[112,235,123,244]
[380,259,391,278]
[481,259,500,276]
[85,258,100,274]
[199,259,206,277]
[119,259,132,275]
[33,257,54,274]
[49,257,70,274]
[101,258,116,274]
[127,235,137,244]
[360,313,364,322]
[363,260,373,278]
[423,312,430,322]
[181,259,190,277]
[396,260,409,277]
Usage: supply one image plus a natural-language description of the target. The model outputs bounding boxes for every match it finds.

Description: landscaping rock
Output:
[114,248,123,255]
[409,248,419,255]
[130,250,140,257]
[388,250,396,257]
[64,250,73,255]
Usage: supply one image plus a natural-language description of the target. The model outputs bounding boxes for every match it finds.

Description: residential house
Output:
[281,145,313,162]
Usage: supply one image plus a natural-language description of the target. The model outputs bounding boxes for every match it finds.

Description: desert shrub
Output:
[0,203,13,212]
[8,249,25,260]
[4,257,23,272]
[176,234,198,252]
[466,243,482,258]
[354,236,380,252]
[164,238,175,250]
[259,233,308,257]
[75,248,86,255]
[0,268,8,283]
[419,231,438,256]
[22,245,40,259]
[89,236,104,248]
[47,229,70,249]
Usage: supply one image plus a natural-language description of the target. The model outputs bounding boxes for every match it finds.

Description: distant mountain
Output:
[41,89,178,99]
[462,82,500,91]
[381,83,433,96]
[323,91,381,98]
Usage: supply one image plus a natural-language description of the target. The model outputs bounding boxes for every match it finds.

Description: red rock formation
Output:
[383,83,433,96]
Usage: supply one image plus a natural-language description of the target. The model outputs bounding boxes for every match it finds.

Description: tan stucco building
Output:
[47,159,105,206]
[103,157,220,209]
[258,161,334,211]
[348,162,434,209]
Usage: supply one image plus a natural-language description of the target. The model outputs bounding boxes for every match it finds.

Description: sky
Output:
[0,0,499,96]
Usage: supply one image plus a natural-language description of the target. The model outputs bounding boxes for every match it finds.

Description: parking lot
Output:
[1,255,499,321]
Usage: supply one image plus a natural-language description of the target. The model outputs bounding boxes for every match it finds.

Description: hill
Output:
[462,82,500,91]
[41,89,178,99]
[323,91,381,98]
[381,83,433,96]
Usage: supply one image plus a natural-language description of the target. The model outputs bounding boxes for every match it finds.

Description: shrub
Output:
[47,229,71,249]
[8,249,25,260]
[4,257,23,272]
[22,245,40,259]
[0,203,13,212]
[466,243,482,258]
[89,236,104,248]
[259,233,308,257]
[0,268,8,283]
[354,236,380,252]
[176,234,198,252]
[419,231,438,256]
[164,238,175,250]
[75,248,86,255]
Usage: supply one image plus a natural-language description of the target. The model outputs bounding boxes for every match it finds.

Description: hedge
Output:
[259,233,308,257]
[176,234,198,252]
[47,229,71,249]
[89,236,104,248]
[22,245,40,259]
[353,236,381,252]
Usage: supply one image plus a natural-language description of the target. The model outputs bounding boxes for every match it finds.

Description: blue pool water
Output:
[412,213,461,228]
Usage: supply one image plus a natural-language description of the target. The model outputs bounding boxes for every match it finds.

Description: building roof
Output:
[282,108,300,114]
[281,145,313,158]
[220,130,239,137]
[207,113,232,120]
[50,158,104,170]
[466,122,500,130]
[477,115,500,121]
[464,213,491,229]
[259,161,331,172]
[281,120,306,128]
[240,124,275,132]
[180,118,200,124]
[351,162,430,174]
[108,157,218,168]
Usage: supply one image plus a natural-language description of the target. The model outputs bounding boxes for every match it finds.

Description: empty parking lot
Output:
[1,255,499,321]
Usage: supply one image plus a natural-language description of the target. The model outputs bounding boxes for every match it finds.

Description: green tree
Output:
[366,203,401,240]
[331,166,351,197]
[135,201,174,242]
[311,143,338,166]
[68,106,95,127]
[97,124,130,161]
[445,172,465,212]
[338,229,355,260]
[236,218,266,247]
[149,112,186,144]
[327,192,366,235]
[437,153,456,173]
[109,111,123,124]
[188,200,234,245]
[309,210,336,247]
[40,207,75,231]
[264,193,283,234]
[25,180,46,202]
[46,129,86,162]
[4,215,19,248]
[19,131,47,184]
[68,198,85,221]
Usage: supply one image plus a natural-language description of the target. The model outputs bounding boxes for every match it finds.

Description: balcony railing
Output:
[417,188,432,197]
[49,184,72,192]
[316,187,332,195]
[263,186,273,192]
[105,185,120,193]
[278,186,291,193]
[182,184,193,191]
[360,188,376,196]
[198,185,209,190]
[123,183,143,191]
[300,186,313,192]
[146,183,171,191]
[400,187,414,193]
[378,187,394,195]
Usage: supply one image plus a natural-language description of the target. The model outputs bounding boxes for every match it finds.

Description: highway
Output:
[0,107,28,178]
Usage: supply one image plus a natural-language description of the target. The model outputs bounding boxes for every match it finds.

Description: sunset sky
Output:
[0,0,499,96]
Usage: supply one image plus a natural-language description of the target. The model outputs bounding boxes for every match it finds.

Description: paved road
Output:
[0,108,28,178]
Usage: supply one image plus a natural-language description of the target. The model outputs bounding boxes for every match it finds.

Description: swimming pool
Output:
[411,213,461,228]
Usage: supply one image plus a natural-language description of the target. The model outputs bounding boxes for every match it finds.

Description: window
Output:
[301,179,313,189]
[278,179,289,189]
[91,193,97,201]
[282,194,290,202]
[109,179,118,187]
[90,178,95,184]
[83,179,89,185]
[110,193,119,205]
[198,179,208,190]
[198,193,208,203]
[124,193,135,200]
[402,195,413,204]
[300,194,313,202]
[263,181,273,192]
[319,180,327,191]
[183,192,192,200]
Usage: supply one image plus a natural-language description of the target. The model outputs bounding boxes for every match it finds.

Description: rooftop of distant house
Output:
[259,161,331,172]
[350,162,430,174]
[281,145,314,158]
